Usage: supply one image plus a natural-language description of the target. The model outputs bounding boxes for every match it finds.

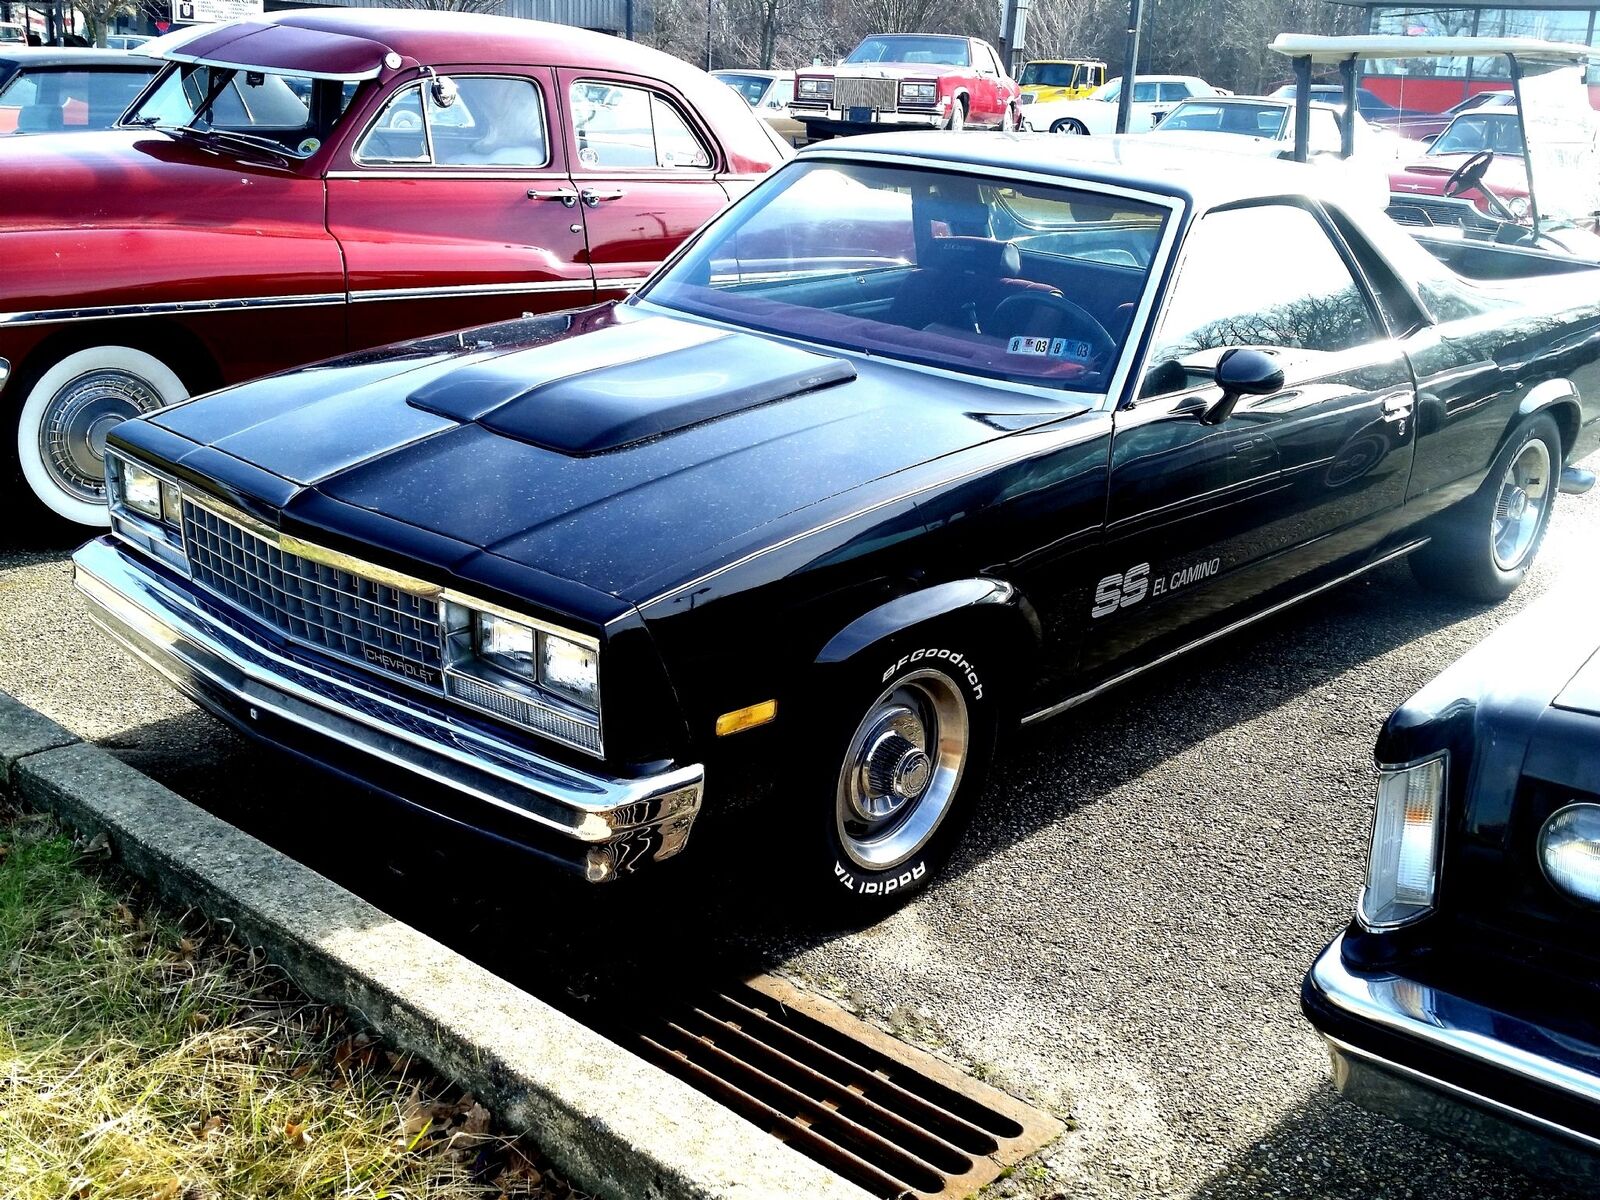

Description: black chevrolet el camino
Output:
[73,134,1600,907]
[1304,587,1600,1187]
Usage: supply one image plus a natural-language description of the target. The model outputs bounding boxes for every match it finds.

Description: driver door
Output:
[1084,201,1416,677]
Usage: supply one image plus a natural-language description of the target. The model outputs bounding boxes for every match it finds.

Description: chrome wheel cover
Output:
[1491,437,1551,571]
[38,369,167,502]
[836,669,968,872]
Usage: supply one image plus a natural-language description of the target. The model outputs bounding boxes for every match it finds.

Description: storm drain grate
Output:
[633,974,1062,1199]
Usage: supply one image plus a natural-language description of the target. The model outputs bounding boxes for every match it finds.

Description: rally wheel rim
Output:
[1491,437,1551,571]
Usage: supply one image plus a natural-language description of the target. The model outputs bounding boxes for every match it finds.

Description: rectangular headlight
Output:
[475,611,537,678]
[899,82,937,103]
[540,633,598,709]
[1359,755,1446,930]
[123,461,163,519]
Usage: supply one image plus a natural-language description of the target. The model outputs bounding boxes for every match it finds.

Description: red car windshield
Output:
[641,160,1168,394]
[125,62,358,157]
[845,36,970,67]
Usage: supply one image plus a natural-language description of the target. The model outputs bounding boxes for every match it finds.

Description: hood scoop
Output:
[472,330,857,455]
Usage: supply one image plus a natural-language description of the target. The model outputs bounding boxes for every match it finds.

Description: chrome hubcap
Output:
[837,670,968,871]
[40,369,166,502]
[1492,438,1551,571]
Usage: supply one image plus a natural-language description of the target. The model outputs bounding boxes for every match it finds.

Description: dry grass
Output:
[0,806,578,1200]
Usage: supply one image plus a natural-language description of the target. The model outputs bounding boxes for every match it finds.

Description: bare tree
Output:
[81,0,136,47]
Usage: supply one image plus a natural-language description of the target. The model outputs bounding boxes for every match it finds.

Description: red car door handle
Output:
[580,188,627,207]
[528,188,578,207]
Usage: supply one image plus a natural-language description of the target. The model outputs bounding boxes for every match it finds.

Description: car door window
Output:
[769,78,793,106]
[571,81,711,169]
[1142,205,1380,397]
[356,75,548,167]
[1132,82,1158,103]
[1157,82,1191,103]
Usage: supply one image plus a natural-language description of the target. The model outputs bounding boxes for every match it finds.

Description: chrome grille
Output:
[836,77,898,112]
[182,500,443,684]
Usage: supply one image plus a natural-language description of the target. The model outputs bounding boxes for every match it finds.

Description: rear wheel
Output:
[1050,117,1088,135]
[13,344,189,527]
[1410,413,1560,601]
[796,640,997,911]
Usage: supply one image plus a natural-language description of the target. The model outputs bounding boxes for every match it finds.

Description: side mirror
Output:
[1205,348,1283,424]
[1420,132,1438,146]
[430,75,458,109]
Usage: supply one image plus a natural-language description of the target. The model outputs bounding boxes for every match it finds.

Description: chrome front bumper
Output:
[1306,933,1600,1186]
[792,106,944,128]
[73,536,704,881]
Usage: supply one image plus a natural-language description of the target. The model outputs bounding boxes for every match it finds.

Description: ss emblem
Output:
[1092,562,1150,619]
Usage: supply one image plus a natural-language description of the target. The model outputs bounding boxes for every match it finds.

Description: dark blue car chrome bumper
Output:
[1304,932,1600,1186]
[72,536,704,882]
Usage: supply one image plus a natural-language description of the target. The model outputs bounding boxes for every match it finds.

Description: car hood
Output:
[145,305,1084,601]
[0,128,304,232]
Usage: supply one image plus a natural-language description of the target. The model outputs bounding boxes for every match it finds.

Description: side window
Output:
[1142,205,1379,396]
[771,78,793,106]
[571,81,712,170]
[1157,82,1190,103]
[356,76,547,168]
[1092,65,1105,87]
[1132,82,1158,103]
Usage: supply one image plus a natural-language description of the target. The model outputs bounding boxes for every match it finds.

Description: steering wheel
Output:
[991,292,1118,365]
[1443,149,1495,199]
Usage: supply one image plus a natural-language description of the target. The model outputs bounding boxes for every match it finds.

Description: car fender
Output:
[815,577,1042,676]
[1514,377,1582,459]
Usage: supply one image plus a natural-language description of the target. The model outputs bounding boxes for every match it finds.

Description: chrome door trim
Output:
[347,279,601,304]
[1022,537,1430,726]
[0,292,348,327]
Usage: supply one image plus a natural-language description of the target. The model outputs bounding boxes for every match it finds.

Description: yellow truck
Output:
[1018,58,1106,103]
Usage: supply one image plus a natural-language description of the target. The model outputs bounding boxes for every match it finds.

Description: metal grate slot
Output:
[632,975,1061,1200]
[836,77,898,112]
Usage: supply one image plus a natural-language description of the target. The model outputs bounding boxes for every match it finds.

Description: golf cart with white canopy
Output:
[1271,34,1600,265]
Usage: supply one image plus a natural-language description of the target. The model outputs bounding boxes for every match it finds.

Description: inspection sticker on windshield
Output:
[1007,336,1091,360]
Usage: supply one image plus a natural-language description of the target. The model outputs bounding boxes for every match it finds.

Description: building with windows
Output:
[1340,2,1600,109]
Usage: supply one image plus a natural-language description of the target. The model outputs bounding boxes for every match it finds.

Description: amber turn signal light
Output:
[715,700,777,737]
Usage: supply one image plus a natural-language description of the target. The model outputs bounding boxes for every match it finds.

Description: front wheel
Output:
[1410,413,1561,601]
[945,98,966,132]
[1050,118,1088,135]
[798,642,997,910]
[13,344,189,526]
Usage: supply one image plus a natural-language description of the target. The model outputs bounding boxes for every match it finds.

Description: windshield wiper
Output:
[153,123,294,166]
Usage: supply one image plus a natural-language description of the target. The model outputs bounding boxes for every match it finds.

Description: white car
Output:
[0,21,26,45]
[1146,95,1408,159]
[1022,73,1215,134]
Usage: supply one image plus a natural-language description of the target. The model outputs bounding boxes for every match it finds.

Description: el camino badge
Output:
[361,645,443,688]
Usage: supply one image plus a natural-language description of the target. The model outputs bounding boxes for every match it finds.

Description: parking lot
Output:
[1,451,1590,1200]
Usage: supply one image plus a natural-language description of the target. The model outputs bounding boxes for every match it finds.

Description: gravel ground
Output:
[2,463,1594,1200]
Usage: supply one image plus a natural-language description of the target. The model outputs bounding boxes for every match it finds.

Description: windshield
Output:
[845,36,969,67]
[714,73,770,105]
[125,62,358,157]
[1430,111,1525,157]
[639,160,1168,393]
[1021,62,1080,88]
[1159,101,1286,138]
[0,66,155,134]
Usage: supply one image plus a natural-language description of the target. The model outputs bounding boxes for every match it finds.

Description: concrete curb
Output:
[0,691,871,1200]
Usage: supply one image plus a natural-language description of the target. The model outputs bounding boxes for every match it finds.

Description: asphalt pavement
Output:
[3,465,1595,1200]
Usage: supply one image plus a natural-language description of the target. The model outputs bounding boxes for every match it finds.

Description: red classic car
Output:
[791,33,1020,141]
[1387,108,1531,229]
[0,10,787,526]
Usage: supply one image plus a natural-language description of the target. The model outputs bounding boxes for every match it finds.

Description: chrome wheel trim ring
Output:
[1491,437,1551,571]
[836,669,969,872]
[38,369,166,502]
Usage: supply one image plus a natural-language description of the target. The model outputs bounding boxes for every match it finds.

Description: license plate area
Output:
[847,105,873,124]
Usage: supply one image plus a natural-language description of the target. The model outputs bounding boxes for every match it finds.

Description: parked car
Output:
[0,21,25,45]
[1021,74,1215,135]
[1017,57,1105,104]
[75,132,1600,908]
[1147,96,1410,172]
[104,34,151,51]
[1303,578,1600,1190]
[1388,109,1531,226]
[0,47,157,134]
[713,68,802,144]
[1377,88,1514,141]
[790,33,1019,139]
[0,9,786,527]
[1269,80,1403,121]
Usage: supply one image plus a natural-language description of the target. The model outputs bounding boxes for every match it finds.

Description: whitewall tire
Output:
[15,345,188,526]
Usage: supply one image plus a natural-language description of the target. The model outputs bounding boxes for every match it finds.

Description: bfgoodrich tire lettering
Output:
[14,345,188,527]
[1410,412,1561,602]
[802,641,997,908]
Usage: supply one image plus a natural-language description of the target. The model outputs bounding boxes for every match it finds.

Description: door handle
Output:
[528,188,578,207]
[1381,391,1414,422]
[581,188,627,207]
